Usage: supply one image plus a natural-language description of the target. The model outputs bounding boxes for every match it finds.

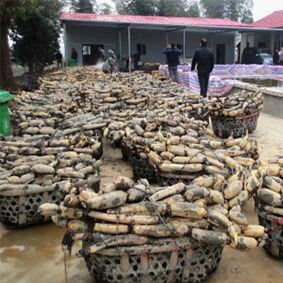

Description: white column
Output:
[233,31,237,64]
[128,26,132,72]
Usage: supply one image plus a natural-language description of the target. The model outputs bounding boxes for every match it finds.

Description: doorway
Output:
[216,44,226,64]
[82,44,104,65]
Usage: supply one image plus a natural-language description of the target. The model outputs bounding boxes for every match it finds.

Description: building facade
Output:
[61,12,283,67]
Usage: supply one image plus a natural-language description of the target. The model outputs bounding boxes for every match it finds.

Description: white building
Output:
[60,12,283,68]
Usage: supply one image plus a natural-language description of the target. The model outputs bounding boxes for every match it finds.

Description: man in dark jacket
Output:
[163,43,182,82]
[71,48,78,62]
[191,38,215,98]
[55,51,63,68]
[273,49,279,65]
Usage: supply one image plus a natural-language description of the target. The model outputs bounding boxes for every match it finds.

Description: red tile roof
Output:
[60,12,250,28]
[253,10,283,28]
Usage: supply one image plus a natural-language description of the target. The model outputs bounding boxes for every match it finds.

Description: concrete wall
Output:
[65,23,235,64]
[262,89,283,119]
[241,31,282,54]
[65,24,119,65]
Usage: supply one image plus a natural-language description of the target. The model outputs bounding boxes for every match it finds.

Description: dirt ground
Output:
[0,112,283,283]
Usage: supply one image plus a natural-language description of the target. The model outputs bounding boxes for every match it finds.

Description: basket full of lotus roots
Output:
[0,134,101,227]
[254,158,283,259]
[207,87,264,138]
[122,116,259,187]
[40,175,266,283]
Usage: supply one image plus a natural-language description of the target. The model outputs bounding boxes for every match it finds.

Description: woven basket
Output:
[255,199,283,259]
[83,238,224,283]
[0,188,62,227]
[211,111,260,138]
[157,170,205,187]
[120,141,135,161]
[130,153,157,182]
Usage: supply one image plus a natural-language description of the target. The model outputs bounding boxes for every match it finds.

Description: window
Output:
[82,45,91,55]
[137,43,146,55]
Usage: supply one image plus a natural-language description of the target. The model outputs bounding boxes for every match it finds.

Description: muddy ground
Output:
[1,113,283,283]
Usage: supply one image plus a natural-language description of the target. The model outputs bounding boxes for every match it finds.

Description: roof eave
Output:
[61,18,252,30]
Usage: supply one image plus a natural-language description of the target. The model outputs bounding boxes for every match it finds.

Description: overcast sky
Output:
[253,0,283,20]
[97,0,283,21]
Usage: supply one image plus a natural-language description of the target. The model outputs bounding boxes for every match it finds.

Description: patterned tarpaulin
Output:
[159,64,283,97]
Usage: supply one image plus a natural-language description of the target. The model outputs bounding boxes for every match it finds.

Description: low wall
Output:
[261,88,283,119]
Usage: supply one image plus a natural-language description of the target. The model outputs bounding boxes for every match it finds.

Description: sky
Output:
[253,0,283,20]
[97,0,283,21]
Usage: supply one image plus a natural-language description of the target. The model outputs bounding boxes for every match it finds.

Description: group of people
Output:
[273,47,283,65]
[54,48,79,68]
[55,39,283,98]
[164,38,214,98]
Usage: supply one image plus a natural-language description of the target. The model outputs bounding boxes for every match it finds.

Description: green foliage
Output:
[113,0,132,14]
[157,0,200,17]
[200,0,226,18]
[0,0,37,88]
[187,1,201,18]
[70,0,98,13]
[115,0,155,15]
[99,2,113,14]
[200,0,254,23]
[11,0,62,74]
[114,0,200,17]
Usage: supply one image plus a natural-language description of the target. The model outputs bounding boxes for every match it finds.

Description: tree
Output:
[99,2,113,14]
[12,0,62,74]
[157,0,200,17]
[114,0,131,14]
[114,0,201,17]
[186,1,201,18]
[115,0,155,15]
[200,0,254,23]
[70,0,98,13]
[0,0,34,88]
[130,0,155,15]
[239,0,254,23]
[200,0,226,18]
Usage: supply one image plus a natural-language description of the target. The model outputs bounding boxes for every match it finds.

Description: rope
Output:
[64,249,70,283]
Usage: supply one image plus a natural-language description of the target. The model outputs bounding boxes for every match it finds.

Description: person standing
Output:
[102,50,117,74]
[71,48,78,62]
[191,38,215,98]
[163,43,181,82]
[273,49,279,65]
[55,51,63,68]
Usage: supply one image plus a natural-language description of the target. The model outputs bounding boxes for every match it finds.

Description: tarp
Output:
[160,64,283,80]
[0,90,14,104]
[159,64,283,97]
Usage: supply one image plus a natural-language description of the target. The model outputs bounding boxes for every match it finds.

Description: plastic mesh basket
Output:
[129,153,157,182]
[255,198,283,259]
[211,111,260,138]
[157,170,205,187]
[0,190,62,227]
